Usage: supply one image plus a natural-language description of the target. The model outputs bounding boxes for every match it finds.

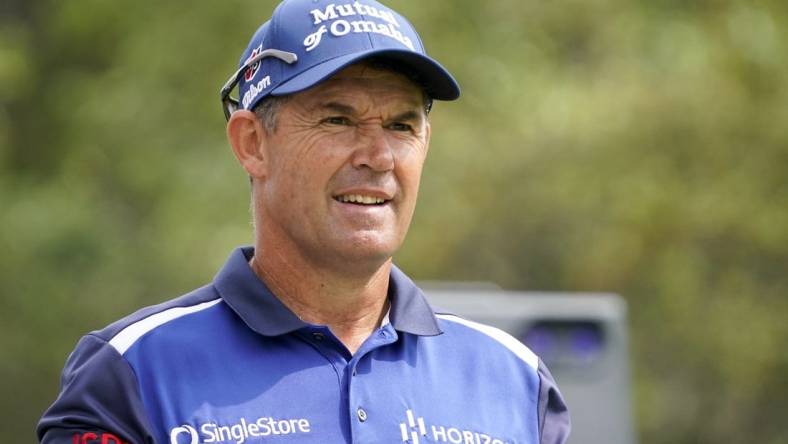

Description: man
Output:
[38,0,569,443]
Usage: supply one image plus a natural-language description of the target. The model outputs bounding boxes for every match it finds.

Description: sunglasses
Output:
[219,49,298,121]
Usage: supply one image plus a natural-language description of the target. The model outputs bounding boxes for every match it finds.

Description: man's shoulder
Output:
[89,283,223,353]
[430,310,540,371]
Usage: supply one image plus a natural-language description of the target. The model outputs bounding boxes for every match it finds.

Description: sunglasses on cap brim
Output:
[219,49,298,122]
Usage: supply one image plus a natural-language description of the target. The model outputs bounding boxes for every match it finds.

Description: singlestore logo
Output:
[169,416,311,444]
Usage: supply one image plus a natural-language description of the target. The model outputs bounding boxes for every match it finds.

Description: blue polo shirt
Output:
[38,247,569,444]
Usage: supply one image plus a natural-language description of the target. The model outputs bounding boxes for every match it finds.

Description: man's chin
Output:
[322,233,401,271]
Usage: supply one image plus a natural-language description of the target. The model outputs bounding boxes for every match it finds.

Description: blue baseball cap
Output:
[220,0,460,120]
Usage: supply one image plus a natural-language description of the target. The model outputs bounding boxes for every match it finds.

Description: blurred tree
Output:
[1,1,786,443]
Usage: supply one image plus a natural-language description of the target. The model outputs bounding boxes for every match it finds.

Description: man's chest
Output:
[129,331,538,443]
[155,378,529,444]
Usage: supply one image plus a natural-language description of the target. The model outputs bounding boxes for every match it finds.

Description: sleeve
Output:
[37,334,155,444]
[537,359,571,444]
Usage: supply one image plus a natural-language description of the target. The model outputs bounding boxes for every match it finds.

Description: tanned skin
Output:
[227,64,431,353]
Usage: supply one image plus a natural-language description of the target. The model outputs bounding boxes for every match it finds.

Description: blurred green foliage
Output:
[1,0,786,442]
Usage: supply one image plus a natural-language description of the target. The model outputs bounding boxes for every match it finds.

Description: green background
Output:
[1,0,786,442]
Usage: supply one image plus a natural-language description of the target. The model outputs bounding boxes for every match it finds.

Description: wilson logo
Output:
[244,45,263,82]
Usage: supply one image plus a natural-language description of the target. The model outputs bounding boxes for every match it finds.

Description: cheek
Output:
[270,135,341,192]
[398,148,427,189]
[294,129,352,166]
[396,155,427,221]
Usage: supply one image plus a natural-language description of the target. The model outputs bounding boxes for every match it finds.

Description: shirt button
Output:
[312,332,324,341]
[357,408,368,422]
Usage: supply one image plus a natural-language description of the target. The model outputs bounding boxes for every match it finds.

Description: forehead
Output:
[294,63,425,107]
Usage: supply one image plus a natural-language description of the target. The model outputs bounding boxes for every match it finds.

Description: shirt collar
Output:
[213,246,442,337]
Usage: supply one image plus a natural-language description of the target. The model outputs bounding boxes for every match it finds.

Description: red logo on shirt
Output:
[72,432,130,444]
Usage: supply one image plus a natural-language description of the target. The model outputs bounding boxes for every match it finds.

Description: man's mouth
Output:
[334,194,389,205]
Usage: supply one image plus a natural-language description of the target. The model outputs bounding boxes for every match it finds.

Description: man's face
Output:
[255,63,431,272]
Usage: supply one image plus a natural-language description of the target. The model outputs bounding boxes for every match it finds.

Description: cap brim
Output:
[270,49,460,101]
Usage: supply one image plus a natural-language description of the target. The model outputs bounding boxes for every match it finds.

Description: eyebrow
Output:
[391,110,422,123]
[319,102,424,122]
[320,102,357,115]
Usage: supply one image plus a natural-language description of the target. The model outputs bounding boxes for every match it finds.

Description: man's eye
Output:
[322,116,351,126]
[388,122,413,132]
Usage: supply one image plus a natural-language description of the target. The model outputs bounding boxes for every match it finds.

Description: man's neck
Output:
[249,244,392,355]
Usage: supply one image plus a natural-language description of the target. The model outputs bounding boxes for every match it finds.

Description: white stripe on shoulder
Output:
[109,299,222,355]
[436,314,539,370]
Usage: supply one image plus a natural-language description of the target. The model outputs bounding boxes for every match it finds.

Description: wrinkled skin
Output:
[253,64,431,275]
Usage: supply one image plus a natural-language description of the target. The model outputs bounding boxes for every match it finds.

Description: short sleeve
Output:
[37,334,154,444]
[537,359,571,444]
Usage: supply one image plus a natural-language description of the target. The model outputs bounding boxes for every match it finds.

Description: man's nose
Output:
[351,126,395,172]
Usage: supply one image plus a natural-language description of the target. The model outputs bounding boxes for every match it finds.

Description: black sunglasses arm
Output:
[220,49,298,121]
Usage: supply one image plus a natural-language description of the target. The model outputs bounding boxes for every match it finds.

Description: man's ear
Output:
[226,110,268,179]
[424,120,431,155]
